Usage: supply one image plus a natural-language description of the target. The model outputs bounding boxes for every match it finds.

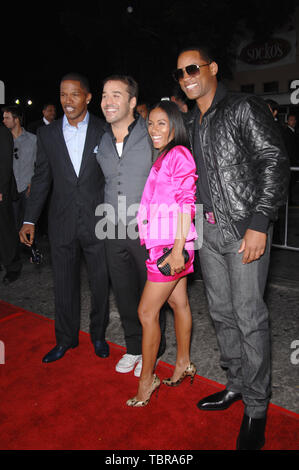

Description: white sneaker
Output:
[115,353,142,373]
[133,357,143,377]
[134,358,159,377]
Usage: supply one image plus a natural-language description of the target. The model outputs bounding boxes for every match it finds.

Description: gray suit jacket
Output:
[96,116,153,224]
[25,113,106,245]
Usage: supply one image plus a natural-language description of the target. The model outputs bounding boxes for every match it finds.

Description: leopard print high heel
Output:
[162,363,197,387]
[126,374,160,407]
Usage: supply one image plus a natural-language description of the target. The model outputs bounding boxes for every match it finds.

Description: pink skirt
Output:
[146,241,195,282]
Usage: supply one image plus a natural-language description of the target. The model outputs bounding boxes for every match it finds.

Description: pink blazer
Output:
[137,145,198,249]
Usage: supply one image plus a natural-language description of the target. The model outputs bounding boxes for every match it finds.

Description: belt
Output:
[204,211,216,224]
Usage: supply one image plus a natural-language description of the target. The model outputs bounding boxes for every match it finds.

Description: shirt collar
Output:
[188,81,228,123]
[202,82,227,118]
[14,128,26,140]
[104,114,139,140]
[63,111,89,129]
[210,82,228,108]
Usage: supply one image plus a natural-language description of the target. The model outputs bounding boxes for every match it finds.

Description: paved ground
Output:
[1,231,298,415]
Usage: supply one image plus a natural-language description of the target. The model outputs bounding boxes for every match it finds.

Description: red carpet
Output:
[0,299,298,451]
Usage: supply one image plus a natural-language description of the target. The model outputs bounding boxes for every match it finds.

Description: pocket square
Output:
[93,145,99,154]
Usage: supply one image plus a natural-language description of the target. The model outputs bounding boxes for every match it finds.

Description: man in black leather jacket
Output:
[175,46,289,450]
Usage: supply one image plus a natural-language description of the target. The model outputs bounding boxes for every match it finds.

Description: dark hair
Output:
[171,84,187,103]
[1,105,24,125]
[60,73,90,93]
[102,74,139,101]
[42,102,56,110]
[178,44,217,64]
[137,99,149,108]
[149,100,190,157]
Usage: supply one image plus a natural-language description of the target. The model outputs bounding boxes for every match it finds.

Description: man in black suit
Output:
[0,125,22,284]
[19,73,110,363]
[283,113,299,165]
[27,103,57,237]
[27,103,56,134]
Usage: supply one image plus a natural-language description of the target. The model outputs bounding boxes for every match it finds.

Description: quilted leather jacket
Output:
[185,83,290,243]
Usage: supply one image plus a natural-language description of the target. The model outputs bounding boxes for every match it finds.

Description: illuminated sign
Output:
[236,30,296,71]
[239,38,291,66]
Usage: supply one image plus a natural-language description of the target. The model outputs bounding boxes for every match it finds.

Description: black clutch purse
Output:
[157,247,190,276]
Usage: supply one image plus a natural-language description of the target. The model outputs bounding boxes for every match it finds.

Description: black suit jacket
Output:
[0,125,14,198]
[27,119,47,135]
[24,113,106,245]
[0,125,19,265]
[283,126,299,166]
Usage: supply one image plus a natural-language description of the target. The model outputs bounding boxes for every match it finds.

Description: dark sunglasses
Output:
[173,63,211,82]
[14,148,19,159]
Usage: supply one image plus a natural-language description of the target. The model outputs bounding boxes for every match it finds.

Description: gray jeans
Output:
[199,218,273,418]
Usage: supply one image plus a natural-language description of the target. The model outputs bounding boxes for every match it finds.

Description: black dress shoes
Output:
[197,389,242,411]
[236,413,267,450]
[42,344,78,363]
[94,340,109,358]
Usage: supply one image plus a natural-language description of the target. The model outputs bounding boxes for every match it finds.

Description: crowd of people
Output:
[0,44,293,450]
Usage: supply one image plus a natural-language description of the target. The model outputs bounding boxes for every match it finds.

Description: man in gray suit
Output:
[19,73,110,363]
[96,75,165,377]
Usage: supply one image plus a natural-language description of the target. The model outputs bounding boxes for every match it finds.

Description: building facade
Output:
[226,7,299,122]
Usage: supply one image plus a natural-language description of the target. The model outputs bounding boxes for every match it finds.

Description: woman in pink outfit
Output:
[127,101,198,407]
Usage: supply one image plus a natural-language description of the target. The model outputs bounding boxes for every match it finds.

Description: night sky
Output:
[2,0,297,122]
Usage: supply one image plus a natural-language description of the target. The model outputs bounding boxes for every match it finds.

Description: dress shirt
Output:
[116,142,123,157]
[62,112,89,176]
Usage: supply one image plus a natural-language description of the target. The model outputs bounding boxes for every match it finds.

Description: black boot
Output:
[236,413,267,450]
